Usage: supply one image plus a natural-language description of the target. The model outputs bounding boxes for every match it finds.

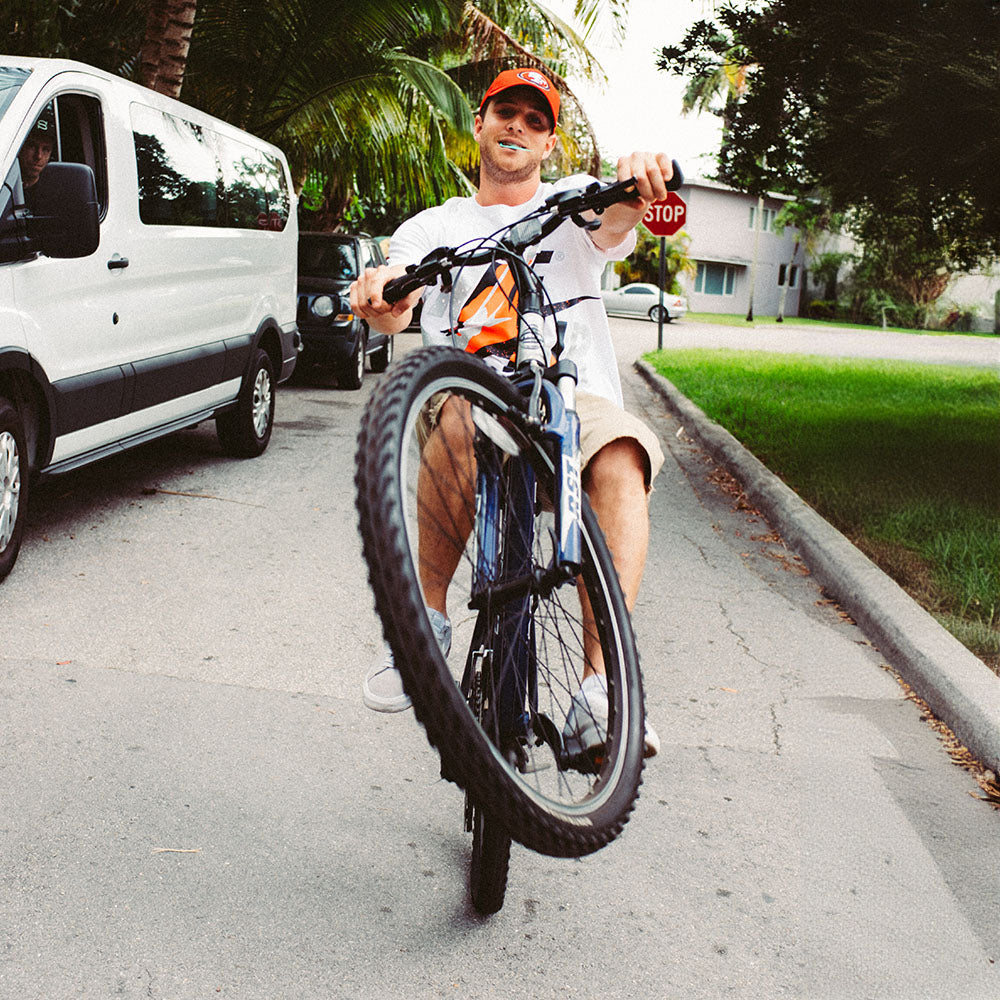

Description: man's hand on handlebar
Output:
[590,152,677,251]
[349,263,422,335]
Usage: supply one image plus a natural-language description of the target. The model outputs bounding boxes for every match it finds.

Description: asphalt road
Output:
[1,321,997,998]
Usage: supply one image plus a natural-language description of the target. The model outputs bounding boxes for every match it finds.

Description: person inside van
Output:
[17,109,56,207]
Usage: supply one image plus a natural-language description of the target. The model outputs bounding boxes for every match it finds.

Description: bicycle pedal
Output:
[560,747,604,775]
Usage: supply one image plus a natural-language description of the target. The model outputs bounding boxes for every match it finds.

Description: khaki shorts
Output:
[577,392,664,490]
[417,389,664,491]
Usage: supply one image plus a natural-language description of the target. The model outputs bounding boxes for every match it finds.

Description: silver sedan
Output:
[601,282,687,322]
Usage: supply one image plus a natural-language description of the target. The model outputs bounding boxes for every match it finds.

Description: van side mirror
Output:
[26,162,100,259]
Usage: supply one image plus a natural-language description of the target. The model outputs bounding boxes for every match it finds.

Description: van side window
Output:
[217,135,269,229]
[55,94,109,215]
[132,104,220,226]
[131,103,290,231]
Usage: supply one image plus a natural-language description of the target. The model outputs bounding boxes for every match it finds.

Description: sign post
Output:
[642,192,688,350]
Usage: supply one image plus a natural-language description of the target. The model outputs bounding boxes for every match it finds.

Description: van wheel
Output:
[369,335,394,374]
[340,327,366,390]
[217,348,275,457]
[0,397,28,582]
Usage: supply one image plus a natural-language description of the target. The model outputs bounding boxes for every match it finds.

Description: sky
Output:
[546,0,724,176]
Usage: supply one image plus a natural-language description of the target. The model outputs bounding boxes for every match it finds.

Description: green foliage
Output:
[0,0,147,72]
[614,226,694,291]
[2,0,617,230]
[644,347,1000,666]
[657,0,1000,296]
[809,250,853,300]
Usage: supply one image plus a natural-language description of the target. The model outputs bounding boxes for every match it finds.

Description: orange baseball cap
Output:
[479,68,560,127]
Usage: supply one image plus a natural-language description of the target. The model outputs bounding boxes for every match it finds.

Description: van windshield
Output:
[0,66,31,123]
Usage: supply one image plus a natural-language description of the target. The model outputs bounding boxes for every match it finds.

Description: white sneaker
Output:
[363,609,451,713]
[562,674,659,759]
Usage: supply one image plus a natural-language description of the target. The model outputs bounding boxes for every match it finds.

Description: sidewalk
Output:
[620,317,1000,775]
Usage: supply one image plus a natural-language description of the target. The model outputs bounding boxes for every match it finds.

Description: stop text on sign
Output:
[643,192,687,237]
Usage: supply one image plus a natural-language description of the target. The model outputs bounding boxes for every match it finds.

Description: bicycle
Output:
[354,168,680,914]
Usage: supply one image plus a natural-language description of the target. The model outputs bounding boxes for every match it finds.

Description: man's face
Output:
[474,88,557,185]
[19,134,54,188]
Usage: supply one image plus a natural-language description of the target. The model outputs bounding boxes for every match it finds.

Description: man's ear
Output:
[473,113,484,144]
[541,131,558,160]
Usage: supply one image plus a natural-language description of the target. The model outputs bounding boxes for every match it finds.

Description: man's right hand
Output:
[349,264,422,335]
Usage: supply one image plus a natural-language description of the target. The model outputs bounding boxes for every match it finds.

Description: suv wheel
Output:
[340,327,366,390]
[369,335,394,374]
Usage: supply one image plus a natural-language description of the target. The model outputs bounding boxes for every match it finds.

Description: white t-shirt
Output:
[389,175,636,407]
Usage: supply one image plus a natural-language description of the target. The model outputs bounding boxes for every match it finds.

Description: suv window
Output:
[298,237,357,280]
[360,238,383,269]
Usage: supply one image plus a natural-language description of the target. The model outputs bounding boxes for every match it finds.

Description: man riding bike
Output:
[351,67,675,760]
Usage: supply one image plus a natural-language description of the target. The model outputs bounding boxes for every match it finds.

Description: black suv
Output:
[296,232,393,388]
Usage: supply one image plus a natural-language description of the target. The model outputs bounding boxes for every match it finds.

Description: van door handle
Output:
[107,255,129,270]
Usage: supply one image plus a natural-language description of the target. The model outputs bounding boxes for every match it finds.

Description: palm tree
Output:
[672,28,764,320]
[177,0,622,227]
[3,0,619,228]
[140,0,198,98]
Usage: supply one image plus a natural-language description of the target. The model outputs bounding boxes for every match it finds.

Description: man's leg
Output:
[417,395,476,615]
[578,436,650,678]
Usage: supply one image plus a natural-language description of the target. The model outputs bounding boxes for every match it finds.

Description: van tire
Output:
[216,348,275,457]
[0,397,28,582]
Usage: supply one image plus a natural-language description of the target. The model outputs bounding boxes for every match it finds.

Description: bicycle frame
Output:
[462,251,586,768]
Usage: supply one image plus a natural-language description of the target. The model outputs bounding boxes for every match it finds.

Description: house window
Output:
[695,262,736,295]
[778,264,799,288]
[748,205,775,232]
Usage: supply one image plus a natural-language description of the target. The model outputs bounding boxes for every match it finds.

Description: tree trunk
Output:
[140,0,197,99]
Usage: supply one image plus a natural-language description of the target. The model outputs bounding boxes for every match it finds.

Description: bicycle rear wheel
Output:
[355,347,645,858]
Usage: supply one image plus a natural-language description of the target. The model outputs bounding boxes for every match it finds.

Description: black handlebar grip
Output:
[382,274,419,305]
[666,159,683,191]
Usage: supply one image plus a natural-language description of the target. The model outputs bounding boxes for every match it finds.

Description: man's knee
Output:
[583,437,649,498]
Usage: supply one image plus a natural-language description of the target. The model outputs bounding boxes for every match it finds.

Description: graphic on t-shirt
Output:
[452,257,598,364]
[459,260,519,359]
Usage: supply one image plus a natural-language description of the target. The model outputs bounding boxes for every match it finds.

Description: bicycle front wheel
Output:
[355,347,645,858]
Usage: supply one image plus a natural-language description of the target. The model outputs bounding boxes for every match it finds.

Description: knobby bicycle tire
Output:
[463,613,513,914]
[355,346,645,858]
[469,800,512,915]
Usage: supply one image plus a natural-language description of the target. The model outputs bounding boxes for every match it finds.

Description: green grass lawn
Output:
[645,347,1000,671]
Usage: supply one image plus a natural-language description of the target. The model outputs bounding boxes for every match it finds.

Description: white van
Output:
[0,57,300,581]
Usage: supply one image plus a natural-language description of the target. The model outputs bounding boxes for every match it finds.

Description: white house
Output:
[672,177,1000,331]
[674,176,808,318]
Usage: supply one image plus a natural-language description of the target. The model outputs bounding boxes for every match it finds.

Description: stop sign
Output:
[643,191,687,237]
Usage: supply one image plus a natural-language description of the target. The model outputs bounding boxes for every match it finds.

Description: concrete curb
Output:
[636,359,1000,776]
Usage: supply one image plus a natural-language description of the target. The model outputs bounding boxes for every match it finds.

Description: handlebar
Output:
[382,161,683,305]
